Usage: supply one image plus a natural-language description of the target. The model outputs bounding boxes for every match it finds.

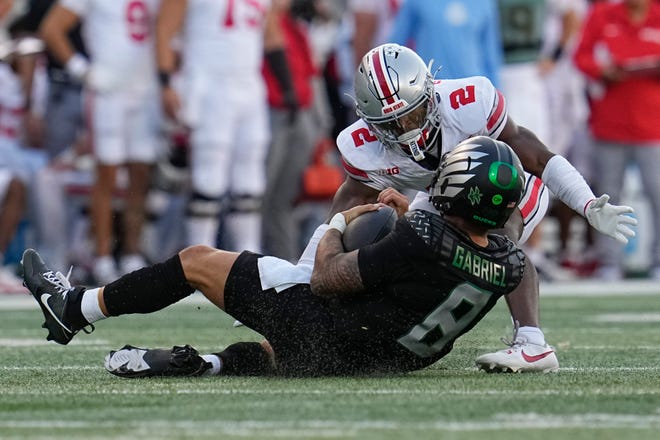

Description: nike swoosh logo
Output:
[40,294,73,334]
[521,349,555,363]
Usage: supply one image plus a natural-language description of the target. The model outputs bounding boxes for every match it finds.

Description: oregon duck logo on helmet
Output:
[430,136,525,229]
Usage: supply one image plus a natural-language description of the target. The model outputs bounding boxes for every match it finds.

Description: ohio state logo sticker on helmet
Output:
[382,100,407,115]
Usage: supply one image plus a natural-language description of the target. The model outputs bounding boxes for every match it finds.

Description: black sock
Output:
[103,254,195,316]
[63,287,90,330]
[215,342,276,376]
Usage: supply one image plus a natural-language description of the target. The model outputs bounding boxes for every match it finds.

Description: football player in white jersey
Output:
[156,0,282,252]
[40,0,163,283]
[330,43,637,373]
[0,39,37,293]
[0,55,29,293]
[0,166,26,294]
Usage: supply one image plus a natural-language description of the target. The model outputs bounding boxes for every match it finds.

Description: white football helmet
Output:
[354,44,441,161]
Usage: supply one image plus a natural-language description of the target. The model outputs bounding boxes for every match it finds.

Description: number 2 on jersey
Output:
[449,85,476,109]
[351,127,378,147]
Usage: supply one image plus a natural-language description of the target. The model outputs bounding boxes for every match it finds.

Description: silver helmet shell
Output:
[354,44,440,161]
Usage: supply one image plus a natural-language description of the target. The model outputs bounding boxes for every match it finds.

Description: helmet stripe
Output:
[371,48,396,105]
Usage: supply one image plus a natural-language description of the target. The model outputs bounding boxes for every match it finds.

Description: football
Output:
[342,206,397,251]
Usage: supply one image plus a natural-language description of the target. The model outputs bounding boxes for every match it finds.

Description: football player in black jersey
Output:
[22,137,530,377]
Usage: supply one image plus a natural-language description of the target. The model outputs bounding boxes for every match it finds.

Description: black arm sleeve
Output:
[265,48,295,96]
[266,49,296,106]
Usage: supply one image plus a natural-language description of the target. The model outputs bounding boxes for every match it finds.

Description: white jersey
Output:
[61,0,159,91]
[337,75,548,244]
[181,0,271,78]
[337,76,507,192]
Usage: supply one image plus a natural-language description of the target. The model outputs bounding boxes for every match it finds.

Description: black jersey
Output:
[224,210,525,376]
[333,209,525,371]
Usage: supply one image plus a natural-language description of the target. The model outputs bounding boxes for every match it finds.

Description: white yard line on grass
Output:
[3,365,660,374]
[0,414,659,434]
[0,291,214,310]
[0,338,109,347]
[0,362,660,372]
[0,365,99,370]
[593,313,660,322]
[556,345,660,350]
[3,384,660,396]
[540,279,659,296]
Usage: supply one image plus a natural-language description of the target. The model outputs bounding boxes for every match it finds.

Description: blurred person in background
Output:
[0,0,25,43]
[389,0,503,86]
[573,0,660,280]
[538,0,589,159]
[156,0,283,253]
[261,0,319,261]
[537,0,597,277]
[499,0,572,281]
[349,0,403,68]
[499,0,552,156]
[0,28,47,292]
[40,0,163,284]
[286,0,346,256]
[335,0,403,112]
[0,169,25,293]
[10,0,86,160]
[0,41,27,292]
[7,1,88,277]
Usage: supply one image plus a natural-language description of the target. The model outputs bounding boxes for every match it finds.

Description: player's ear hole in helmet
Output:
[430,136,525,229]
[353,43,441,162]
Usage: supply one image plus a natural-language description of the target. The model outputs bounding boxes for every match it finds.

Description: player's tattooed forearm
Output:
[311,231,364,297]
[313,254,363,297]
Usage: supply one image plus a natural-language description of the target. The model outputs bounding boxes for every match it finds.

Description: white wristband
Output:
[541,155,595,216]
[328,213,347,233]
[65,53,89,81]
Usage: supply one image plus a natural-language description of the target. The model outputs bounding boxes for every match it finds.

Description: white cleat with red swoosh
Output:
[475,337,559,373]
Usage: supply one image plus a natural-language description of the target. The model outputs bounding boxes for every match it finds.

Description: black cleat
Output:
[104,345,212,378]
[19,249,92,345]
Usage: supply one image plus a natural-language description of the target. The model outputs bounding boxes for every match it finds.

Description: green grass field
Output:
[2,284,660,440]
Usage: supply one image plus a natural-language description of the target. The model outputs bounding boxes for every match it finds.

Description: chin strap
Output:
[407,139,425,161]
[398,129,426,161]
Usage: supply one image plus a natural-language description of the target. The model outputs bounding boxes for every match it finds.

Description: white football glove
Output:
[584,194,637,244]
